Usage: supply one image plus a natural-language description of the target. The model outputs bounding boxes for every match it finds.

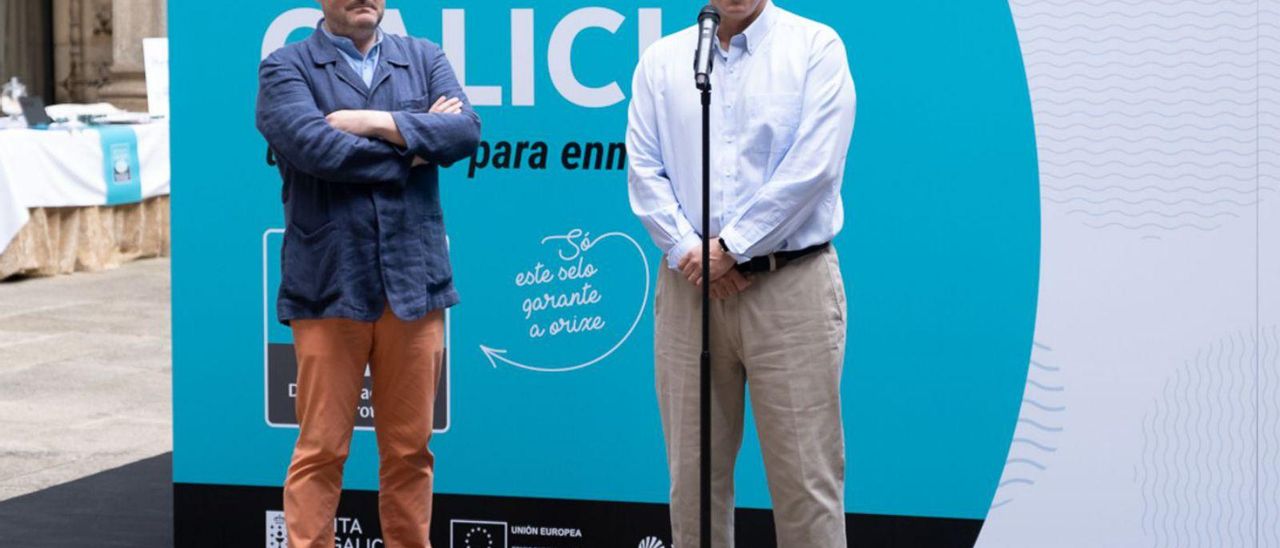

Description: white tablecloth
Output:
[0,121,171,252]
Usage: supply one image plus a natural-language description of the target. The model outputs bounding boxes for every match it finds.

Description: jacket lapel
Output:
[334,65,370,98]
[369,35,410,99]
[305,25,369,99]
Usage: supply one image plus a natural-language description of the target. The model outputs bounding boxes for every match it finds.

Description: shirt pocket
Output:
[744,92,803,154]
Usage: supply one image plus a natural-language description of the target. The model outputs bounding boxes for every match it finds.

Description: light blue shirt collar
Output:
[320,19,384,86]
[717,1,777,58]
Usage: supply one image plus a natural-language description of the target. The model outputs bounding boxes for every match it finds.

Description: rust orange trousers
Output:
[283,305,444,548]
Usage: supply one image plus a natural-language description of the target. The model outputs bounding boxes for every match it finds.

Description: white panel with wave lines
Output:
[978,0,1275,546]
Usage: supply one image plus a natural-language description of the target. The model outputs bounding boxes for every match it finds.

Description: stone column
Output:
[52,0,74,103]
[97,0,165,112]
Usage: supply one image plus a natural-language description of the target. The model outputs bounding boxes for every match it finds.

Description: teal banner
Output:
[171,1,1040,544]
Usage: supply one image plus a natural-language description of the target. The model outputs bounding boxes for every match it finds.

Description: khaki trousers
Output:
[284,305,445,548]
[656,247,848,548]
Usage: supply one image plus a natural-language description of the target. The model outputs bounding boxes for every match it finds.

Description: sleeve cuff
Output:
[389,111,420,157]
[719,229,753,264]
[666,232,703,271]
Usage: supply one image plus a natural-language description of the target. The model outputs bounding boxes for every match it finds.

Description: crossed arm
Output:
[257,54,412,184]
[256,45,480,183]
[325,96,464,166]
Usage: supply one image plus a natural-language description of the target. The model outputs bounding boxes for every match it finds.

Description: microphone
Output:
[694,5,720,91]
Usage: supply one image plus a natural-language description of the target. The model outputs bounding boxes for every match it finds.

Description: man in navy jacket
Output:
[255,1,479,546]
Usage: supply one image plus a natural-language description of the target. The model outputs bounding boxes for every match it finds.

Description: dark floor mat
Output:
[0,452,172,547]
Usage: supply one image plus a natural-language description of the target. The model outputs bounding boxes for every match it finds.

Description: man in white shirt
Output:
[626,0,855,545]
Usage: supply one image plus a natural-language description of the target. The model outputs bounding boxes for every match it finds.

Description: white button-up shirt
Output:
[626,2,856,270]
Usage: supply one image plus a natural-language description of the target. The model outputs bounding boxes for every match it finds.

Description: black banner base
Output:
[174,483,982,548]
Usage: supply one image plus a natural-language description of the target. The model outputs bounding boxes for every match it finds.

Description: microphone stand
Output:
[693,7,718,546]
[697,65,713,548]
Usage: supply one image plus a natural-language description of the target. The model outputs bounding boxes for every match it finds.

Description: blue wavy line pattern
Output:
[1263,325,1280,547]
[1010,0,1271,239]
[989,341,1066,512]
[1272,25,1280,548]
[1136,331,1268,547]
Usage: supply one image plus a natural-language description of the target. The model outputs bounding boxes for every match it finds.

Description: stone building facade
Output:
[2,0,166,112]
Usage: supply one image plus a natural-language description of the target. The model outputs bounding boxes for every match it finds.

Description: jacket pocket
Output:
[282,222,341,304]
[398,94,432,112]
[285,180,334,236]
[421,213,454,293]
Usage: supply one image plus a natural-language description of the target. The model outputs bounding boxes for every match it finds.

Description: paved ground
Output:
[0,258,171,501]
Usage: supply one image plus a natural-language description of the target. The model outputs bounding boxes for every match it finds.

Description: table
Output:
[0,121,171,278]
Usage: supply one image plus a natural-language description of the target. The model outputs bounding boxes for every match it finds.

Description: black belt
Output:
[735,242,830,274]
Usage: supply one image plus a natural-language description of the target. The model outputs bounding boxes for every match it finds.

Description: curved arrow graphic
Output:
[480,231,650,373]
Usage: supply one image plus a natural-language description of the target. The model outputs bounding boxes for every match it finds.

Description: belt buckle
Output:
[768,253,778,272]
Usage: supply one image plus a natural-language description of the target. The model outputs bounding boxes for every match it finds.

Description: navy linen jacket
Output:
[256,28,480,325]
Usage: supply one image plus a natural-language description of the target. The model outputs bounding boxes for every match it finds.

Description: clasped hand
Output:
[679,242,751,300]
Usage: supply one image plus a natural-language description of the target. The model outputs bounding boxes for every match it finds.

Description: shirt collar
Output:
[320,19,383,61]
[739,1,777,55]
